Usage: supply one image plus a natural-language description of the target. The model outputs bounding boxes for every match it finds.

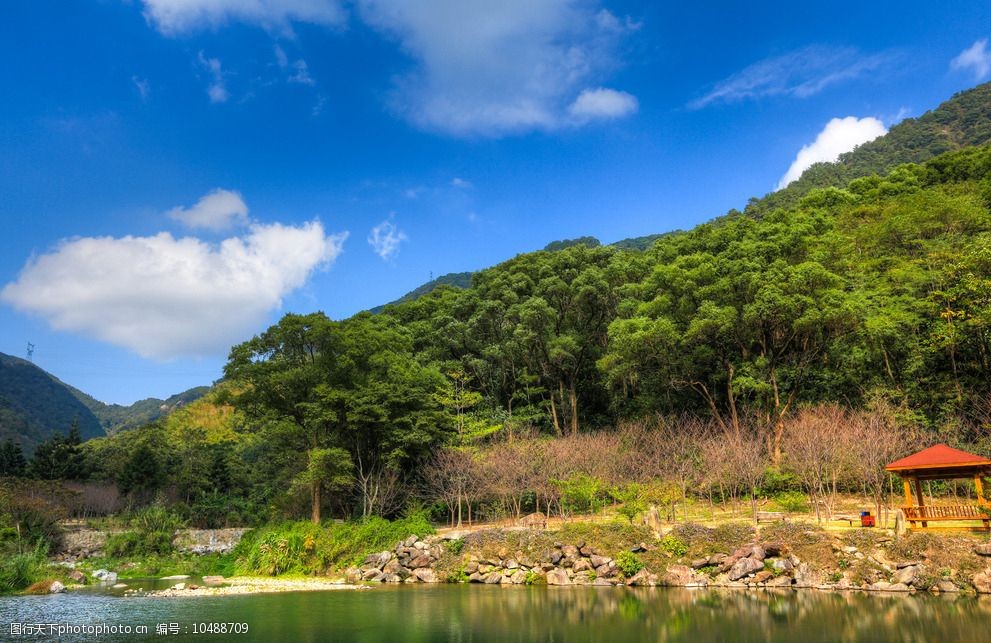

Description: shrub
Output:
[525,570,542,585]
[447,566,469,583]
[772,491,809,513]
[104,504,185,557]
[446,538,465,555]
[0,543,49,594]
[615,551,644,578]
[659,534,688,557]
[553,474,608,516]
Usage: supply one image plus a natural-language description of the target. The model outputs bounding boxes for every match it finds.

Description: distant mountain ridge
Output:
[0,351,207,449]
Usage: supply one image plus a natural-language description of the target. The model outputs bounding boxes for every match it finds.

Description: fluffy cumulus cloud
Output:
[168,188,248,231]
[691,46,896,109]
[141,0,345,35]
[951,39,991,81]
[777,116,887,190]
[357,0,638,136]
[568,87,638,121]
[367,219,406,260]
[0,222,347,359]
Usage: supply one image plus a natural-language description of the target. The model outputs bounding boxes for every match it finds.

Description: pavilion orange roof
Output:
[885,444,991,471]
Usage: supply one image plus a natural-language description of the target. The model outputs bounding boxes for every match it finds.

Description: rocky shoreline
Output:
[341,529,991,595]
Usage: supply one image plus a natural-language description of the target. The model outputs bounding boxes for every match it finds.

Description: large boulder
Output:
[484,572,503,584]
[509,570,528,584]
[408,555,433,569]
[589,555,611,568]
[974,544,991,557]
[49,581,66,594]
[413,568,438,583]
[728,557,764,581]
[972,569,991,594]
[892,565,918,586]
[546,569,570,585]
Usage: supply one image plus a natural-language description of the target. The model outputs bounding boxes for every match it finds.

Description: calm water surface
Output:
[1,583,989,642]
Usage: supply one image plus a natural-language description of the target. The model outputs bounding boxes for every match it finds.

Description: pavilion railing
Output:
[903,505,988,521]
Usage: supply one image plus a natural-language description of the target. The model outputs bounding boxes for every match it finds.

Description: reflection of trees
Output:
[376,586,991,642]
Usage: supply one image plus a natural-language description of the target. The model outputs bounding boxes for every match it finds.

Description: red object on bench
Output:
[861,515,875,527]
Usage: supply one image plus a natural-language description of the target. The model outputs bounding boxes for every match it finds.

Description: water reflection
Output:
[1,585,989,642]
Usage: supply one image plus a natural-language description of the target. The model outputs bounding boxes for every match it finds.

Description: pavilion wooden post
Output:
[903,478,915,529]
[913,478,927,528]
[977,475,990,530]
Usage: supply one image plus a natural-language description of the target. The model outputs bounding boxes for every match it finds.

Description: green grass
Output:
[0,544,50,594]
[234,513,435,576]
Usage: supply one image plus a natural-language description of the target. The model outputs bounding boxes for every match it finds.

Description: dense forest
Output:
[3,85,991,534]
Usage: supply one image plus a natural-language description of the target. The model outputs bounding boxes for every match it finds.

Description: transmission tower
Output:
[26,342,35,361]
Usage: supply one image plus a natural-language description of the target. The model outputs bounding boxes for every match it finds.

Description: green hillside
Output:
[0,353,104,448]
[0,351,208,447]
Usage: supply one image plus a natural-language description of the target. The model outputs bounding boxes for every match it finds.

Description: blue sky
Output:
[1,1,990,405]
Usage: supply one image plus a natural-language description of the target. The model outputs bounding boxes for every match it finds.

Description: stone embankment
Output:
[58,528,248,559]
[344,531,991,594]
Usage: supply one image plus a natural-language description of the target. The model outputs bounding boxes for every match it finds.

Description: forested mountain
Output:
[0,351,207,448]
[68,81,991,525]
[0,353,103,448]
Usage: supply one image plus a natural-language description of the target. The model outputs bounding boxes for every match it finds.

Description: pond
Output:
[2,584,989,642]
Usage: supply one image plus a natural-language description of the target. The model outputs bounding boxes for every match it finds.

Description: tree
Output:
[293,447,354,523]
[117,442,162,497]
[0,440,27,477]
[28,422,87,481]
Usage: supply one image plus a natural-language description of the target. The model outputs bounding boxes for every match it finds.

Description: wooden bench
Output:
[903,505,991,530]
[832,514,859,527]
[756,511,786,523]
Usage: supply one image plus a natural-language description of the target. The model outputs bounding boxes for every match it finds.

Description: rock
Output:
[691,558,710,569]
[748,545,766,561]
[573,559,593,572]
[484,572,503,584]
[362,568,382,581]
[896,560,922,568]
[572,574,589,585]
[546,569,570,586]
[771,559,793,573]
[707,553,727,566]
[464,562,479,574]
[728,557,764,581]
[592,578,613,586]
[579,545,594,557]
[972,569,991,594]
[765,575,793,588]
[172,583,186,591]
[506,559,519,570]
[408,555,433,569]
[413,568,438,583]
[886,583,911,592]
[793,564,819,588]
[662,565,695,586]
[595,564,616,578]
[68,570,86,583]
[974,545,991,556]
[589,555,611,568]
[161,575,191,580]
[112,583,128,589]
[762,543,785,557]
[383,559,404,574]
[892,565,918,586]
[509,571,528,584]
[404,535,418,547]
[869,581,892,592]
[468,572,484,583]
[936,580,959,593]
[841,546,858,554]
[414,541,429,551]
[368,572,386,583]
[630,543,648,553]
[49,581,66,594]
[549,551,563,565]
[202,576,226,586]
[345,568,363,584]
[384,573,403,583]
[752,571,774,584]
[561,545,579,558]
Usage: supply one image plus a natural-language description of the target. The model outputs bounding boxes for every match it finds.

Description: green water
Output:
[2,584,989,642]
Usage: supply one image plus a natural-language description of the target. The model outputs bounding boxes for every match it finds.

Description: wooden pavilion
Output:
[886,444,991,531]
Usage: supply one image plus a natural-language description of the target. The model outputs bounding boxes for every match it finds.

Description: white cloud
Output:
[450,177,473,189]
[367,218,406,260]
[777,116,887,190]
[950,39,991,81]
[289,60,315,86]
[132,76,151,101]
[141,0,345,35]
[356,0,636,136]
[568,87,638,121]
[198,51,229,103]
[167,188,249,231]
[690,46,896,109]
[1,222,348,359]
